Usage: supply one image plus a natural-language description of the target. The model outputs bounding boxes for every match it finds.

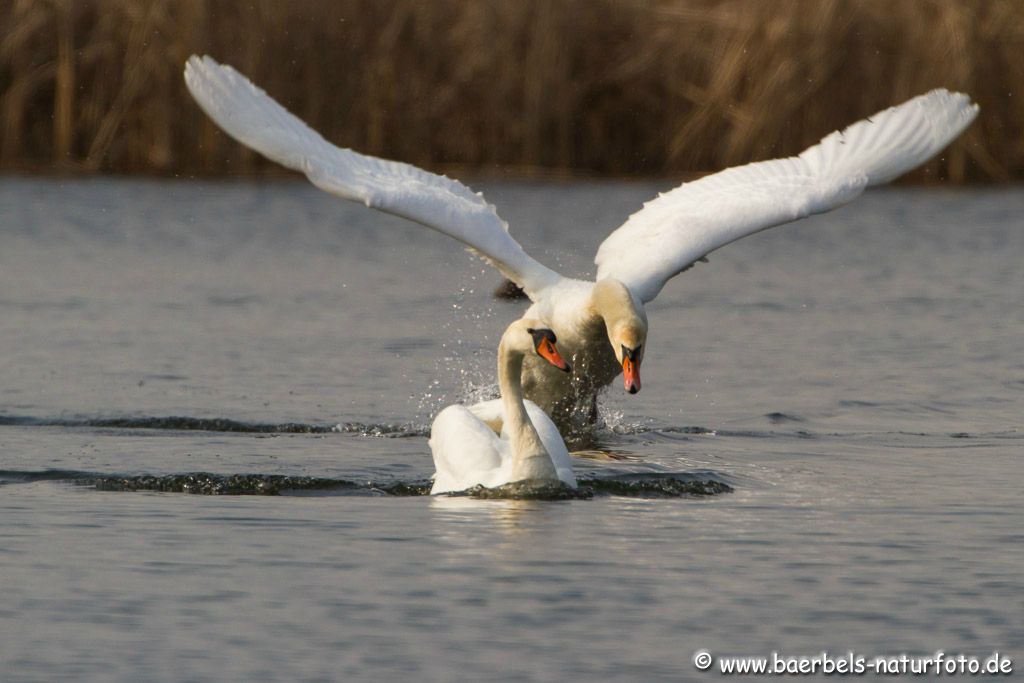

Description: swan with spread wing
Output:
[184,55,978,430]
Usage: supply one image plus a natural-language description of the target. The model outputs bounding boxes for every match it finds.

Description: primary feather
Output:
[183,55,561,299]
[595,89,979,303]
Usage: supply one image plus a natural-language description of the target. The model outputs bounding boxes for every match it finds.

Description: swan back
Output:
[430,400,576,494]
[429,405,511,494]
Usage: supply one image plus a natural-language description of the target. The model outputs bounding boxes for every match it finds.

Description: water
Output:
[1,178,1021,681]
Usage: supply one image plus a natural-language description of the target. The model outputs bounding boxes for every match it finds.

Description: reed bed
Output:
[0,0,1021,181]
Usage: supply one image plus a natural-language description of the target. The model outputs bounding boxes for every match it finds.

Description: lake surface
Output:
[1,178,1021,681]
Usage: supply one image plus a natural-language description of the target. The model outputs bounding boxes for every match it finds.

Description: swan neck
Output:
[589,279,632,324]
[498,342,535,446]
[498,339,554,480]
[588,279,647,346]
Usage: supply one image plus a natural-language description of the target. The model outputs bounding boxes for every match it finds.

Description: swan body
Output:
[185,55,979,429]
[429,321,576,494]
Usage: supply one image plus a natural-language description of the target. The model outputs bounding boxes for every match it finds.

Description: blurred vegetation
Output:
[0,0,1020,181]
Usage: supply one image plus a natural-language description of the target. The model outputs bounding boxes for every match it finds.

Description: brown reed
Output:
[0,0,1021,181]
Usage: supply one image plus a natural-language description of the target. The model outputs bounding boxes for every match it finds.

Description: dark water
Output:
[1,178,1021,681]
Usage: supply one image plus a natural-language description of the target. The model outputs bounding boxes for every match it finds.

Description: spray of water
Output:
[415,266,506,421]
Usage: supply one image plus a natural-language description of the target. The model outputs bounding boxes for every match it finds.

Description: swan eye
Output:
[528,327,557,350]
[621,344,639,362]
[532,331,571,373]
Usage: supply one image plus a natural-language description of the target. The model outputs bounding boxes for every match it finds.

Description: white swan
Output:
[184,55,979,429]
[430,320,576,494]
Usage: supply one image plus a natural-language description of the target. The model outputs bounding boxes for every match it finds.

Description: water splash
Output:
[416,268,504,421]
[457,379,500,406]
[593,395,656,435]
[454,481,593,500]
[332,422,430,438]
[446,475,734,500]
[584,475,732,497]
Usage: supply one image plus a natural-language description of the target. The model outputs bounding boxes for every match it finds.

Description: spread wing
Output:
[184,55,562,299]
[595,89,979,303]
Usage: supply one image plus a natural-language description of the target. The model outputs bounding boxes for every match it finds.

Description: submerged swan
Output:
[184,55,978,430]
[430,320,576,494]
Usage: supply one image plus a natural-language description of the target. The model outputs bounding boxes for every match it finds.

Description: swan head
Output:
[591,279,648,394]
[505,319,571,372]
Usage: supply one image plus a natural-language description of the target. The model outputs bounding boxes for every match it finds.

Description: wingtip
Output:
[922,87,980,117]
[184,54,226,78]
[183,54,215,84]
[934,89,981,127]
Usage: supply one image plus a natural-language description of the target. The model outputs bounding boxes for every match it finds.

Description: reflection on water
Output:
[429,495,565,524]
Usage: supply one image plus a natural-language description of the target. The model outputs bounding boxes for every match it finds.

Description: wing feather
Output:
[429,405,506,494]
[595,89,979,302]
[184,55,561,299]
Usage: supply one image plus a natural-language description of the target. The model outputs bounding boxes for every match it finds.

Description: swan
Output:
[184,55,979,430]
[430,320,576,494]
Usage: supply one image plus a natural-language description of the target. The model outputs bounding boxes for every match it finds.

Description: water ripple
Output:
[0,469,733,499]
[0,414,428,437]
[3,414,1017,446]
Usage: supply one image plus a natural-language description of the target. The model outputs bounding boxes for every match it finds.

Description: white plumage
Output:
[429,320,577,494]
[185,55,979,429]
[595,90,979,302]
[429,399,575,494]
[184,55,560,299]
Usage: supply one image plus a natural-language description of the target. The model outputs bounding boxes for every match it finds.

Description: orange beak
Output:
[622,356,641,394]
[537,338,571,373]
